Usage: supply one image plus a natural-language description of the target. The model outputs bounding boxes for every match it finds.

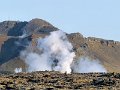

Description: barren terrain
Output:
[0,71,120,90]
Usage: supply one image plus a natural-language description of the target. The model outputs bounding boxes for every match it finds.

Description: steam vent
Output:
[0,18,120,89]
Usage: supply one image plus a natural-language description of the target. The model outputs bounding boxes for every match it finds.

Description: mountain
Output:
[0,18,120,72]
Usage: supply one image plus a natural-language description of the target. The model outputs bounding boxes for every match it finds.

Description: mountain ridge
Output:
[0,18,120,73]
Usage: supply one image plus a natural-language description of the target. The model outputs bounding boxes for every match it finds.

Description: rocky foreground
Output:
[0,71,120,90]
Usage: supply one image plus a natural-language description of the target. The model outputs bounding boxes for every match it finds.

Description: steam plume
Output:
[72,57,107,73]
[21,30,107,73]
[21,30,75,73]
[14,68,22,73]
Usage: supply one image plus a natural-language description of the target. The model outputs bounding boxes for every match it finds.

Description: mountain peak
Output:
[29,18,53,27]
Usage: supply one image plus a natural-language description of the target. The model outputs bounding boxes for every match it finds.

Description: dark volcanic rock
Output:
[0,21,17,34]
[7,22,28,36]
[0,71,120,89]
[0,36,31,64]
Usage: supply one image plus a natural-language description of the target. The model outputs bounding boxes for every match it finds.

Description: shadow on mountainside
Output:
[0,36,32,64]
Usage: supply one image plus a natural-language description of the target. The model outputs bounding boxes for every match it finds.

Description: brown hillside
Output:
[0,19,120,73]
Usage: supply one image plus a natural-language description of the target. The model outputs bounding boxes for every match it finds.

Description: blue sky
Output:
[0,0,120,41]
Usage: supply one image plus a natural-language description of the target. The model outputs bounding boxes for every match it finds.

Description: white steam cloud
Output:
[21,30,75,73]
[72,57,107,73]
[14,68,22,73]
[21,30,107,73]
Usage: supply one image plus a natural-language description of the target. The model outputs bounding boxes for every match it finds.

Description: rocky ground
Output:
[0,71,120,90]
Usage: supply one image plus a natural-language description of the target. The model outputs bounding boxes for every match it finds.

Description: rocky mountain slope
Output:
[0,18,120,72]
